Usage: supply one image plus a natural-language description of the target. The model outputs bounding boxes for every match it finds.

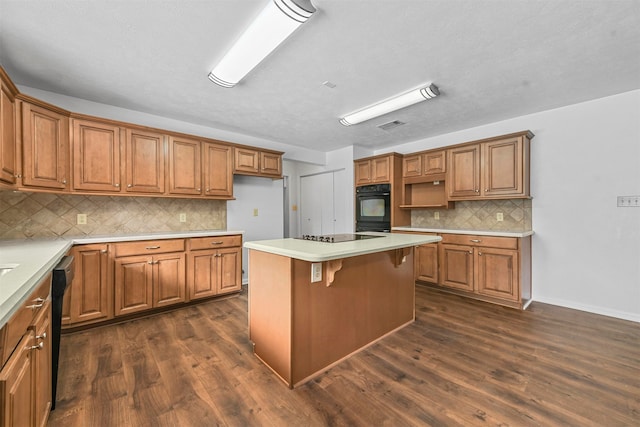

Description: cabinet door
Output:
[371,156,391,183]
[482,137,524,197]
[218,247,242,294]
[0,334,33,427]
[354,160,371,185]
[153,253,186,307]
[402,155,422,177]
[448,144,480,199]
[439,244,474,291]
[21,102,69,190]
[424,150,446,175]
[0,83,16,185]
[168,136,201,195]
[31,301,52,427]
[234,148,260,174]
[70,244,111,324]
[188,251,217,300]
[476,247,519,301]
[72,119,121,192]
[260,151,282,177]
[203,142,232,197]
[114,255,153,316]
[415,243,438,283]
[125,128,165,194]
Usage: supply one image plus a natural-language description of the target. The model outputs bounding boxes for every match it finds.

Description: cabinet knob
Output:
[30,342,44,350]
[101,249,108,254]
[36,332,47,340]
[478,252,483,256]
[470,239,481,243]
[205,188,210,192]
[127,184,132,188]
[114,183,120,188]
[475,189,479,193]
[197,188,201,192]
[485,188,488,192]
[15,174,22,178]
[468,250,473,254]
[62,179,67,184]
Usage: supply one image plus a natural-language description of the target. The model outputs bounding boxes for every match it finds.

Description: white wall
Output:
[227,175,284,284]
[378,90,640,322]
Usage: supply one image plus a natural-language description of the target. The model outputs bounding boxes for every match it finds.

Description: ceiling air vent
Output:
[377,120,406,131]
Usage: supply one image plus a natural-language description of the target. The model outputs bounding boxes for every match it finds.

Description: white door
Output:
[300,172,335,236]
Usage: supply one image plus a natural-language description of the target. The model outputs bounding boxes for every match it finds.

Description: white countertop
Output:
[244,232,442,262]
[0,230,243,328]
[392,226,534,238]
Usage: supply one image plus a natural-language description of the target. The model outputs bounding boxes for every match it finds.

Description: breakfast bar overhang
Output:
[244,233,441,388]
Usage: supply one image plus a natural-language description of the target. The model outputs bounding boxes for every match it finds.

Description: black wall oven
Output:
[355,184,391,232]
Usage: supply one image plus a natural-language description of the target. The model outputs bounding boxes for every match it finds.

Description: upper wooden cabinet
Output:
[402,150,446,178]
[125,128,165,194]
[168,136,201,195]
[203,142,233,197]
[447,132,532,200]
[72,118,122,193]
[355,155,392,186]
[234,147,282,178]
[0,68,18,186]
[20,98,70,190]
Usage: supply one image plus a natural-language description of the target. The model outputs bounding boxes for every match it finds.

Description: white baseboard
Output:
[533,296,640,323]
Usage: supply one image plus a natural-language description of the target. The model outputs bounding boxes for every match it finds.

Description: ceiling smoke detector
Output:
[377,120,406,131]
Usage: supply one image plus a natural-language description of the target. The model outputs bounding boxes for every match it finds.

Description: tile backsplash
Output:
[411,199,532,231]
[0,191,226,240]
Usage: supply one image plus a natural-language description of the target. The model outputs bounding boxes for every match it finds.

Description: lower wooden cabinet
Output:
[414,232,531,309]
[188,235,242,299]
[0,274,52,427]
[63,235,242,328]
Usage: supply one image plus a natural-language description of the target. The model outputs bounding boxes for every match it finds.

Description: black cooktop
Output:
[296,233,384,243]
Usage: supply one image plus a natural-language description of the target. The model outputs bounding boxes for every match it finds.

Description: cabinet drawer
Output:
[1,274,51,367]
[189,235,242,251]
[440,234,518,250]
[113,239,185,257]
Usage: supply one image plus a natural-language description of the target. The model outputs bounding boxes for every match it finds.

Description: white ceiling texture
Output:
[1,0,639,154]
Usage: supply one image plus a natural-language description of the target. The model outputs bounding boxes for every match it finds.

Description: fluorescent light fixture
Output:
[339,83,440,126]
[208,0,316,88]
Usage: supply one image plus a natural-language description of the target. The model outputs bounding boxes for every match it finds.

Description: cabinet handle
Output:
[127,184,132,188]
[475,189,479,193]
[147,260,159,265]
[197,188,201,192]
[101,249,108,254]
[485,188,489,192]
[468,250,473,254]
[470,239,481,243]
[15,174,22,178]
[478,252,483,256]
[146,246,161,250]
[114,183,120,188]
[211,241,224,245]
[62,179,67,184]
[36,332,47,340]
[30,342,44,350]
[26,298,45,310]
[205,188,210,192]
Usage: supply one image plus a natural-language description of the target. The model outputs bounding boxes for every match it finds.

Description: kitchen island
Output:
[244,232,441,388]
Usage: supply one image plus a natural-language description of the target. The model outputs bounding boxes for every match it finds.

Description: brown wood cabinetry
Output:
[233,147,282,178]
[355,155,391,185]
[437,233,530,308]
[72,118,122,192]
[20,99,70,191]
[448,132,531,200]
[125,128,165,194]
[0,68,18,186]
[415,242,438,283]
[0,274,52,427]
[67,244,111,326]
[168,136,201,195]
[188,235,242,299]
[113,239,186,316]
[400,150,452,209]
[402,150,445,178]
[203,142,233,197]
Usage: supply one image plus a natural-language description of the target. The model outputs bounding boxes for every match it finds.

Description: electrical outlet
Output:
[617,196,640,207]
[434,212,440,220]
[77,214,87,225]
[179,213,187,223]
[253,208,259,216]
[496,212,504,221]
[311,263,322,282]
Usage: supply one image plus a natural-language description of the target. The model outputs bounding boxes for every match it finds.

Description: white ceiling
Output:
[1,0,639,153]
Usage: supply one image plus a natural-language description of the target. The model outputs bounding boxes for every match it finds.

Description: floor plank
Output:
[48,285,640,426]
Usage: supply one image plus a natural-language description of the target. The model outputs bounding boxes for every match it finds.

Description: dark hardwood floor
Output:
[48,285,640,426]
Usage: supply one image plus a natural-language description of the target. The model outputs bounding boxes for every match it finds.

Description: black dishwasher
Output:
[51,255,74,410]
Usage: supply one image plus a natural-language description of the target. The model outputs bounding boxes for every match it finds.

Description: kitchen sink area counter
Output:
[392,226,533,238]
[0,230,244,328]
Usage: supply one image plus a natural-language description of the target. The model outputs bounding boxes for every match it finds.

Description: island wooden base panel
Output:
[248,249,415,388]
[47,285,639,427]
